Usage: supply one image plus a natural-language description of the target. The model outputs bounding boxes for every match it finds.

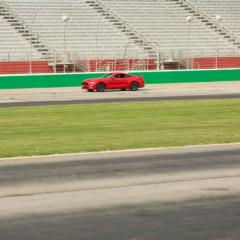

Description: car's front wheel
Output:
[96,82,106,92]
[129,82,139,91]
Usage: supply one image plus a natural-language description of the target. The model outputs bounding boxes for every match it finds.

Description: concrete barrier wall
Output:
[0,69,239,89]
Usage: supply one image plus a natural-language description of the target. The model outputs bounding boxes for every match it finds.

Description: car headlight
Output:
[90,82,95,86]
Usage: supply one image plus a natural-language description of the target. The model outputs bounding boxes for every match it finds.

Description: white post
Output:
[156,50,160,71]
[186,16,193,70]
[29,51,32,74]
[214,15,223,69]
[30,8,43,74]
[61,15,70,73]
[123,41,134,71]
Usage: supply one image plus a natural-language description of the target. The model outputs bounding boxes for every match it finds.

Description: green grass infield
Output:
[0,99,240,158]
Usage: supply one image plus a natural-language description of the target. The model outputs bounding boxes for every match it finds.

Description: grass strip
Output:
[0,99,239,158]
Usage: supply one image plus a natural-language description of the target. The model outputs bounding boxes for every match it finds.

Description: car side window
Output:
[115,74,122,78]
[113,74,128,79]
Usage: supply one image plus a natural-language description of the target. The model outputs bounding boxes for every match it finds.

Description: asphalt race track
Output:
[0,82,240,239]
[0,144,240,240]
[0,81,240,107]
[1,93,240,108]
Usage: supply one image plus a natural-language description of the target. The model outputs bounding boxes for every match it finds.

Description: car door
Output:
[122,74,132,88]
[109,74,126,89]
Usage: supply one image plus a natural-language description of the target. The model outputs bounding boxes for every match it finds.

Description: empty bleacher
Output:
[189,0,240,39]
[5,0,145,60]
[102,0,237,57]
[0,0,239,73]
[0,14,40,61]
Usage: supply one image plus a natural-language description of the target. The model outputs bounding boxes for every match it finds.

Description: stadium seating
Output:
[5,0,145,60]
[101,0,236,57]
[0,0,239,73]
[0,15,40,61]
[189,0,240,38]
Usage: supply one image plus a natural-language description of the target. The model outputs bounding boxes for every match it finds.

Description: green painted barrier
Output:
[140,69,240,84]
[0,69,239,89]
[0,73,102,89]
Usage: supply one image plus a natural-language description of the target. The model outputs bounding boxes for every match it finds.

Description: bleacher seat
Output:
[189,0,240,39]
[102,0,237,57]
[5,0,146,60]
[0,16,40,61]
[1,0,239,66]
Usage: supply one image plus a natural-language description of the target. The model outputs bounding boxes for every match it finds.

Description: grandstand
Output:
[189,0,240,38]
[0,12,40,60]
[102,0,235,53]
[0,0,239,74]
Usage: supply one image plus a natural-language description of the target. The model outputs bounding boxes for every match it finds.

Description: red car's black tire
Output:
[129,82,139,91]
[96,82,106,92]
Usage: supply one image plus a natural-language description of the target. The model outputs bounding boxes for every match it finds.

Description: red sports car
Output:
[81,72,145,92]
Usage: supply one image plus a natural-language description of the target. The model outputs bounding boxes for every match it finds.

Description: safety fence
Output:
[0,49,240,75]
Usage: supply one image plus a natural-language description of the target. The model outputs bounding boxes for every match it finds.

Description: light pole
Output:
[214,15,223,69]
[61,15,70,73]
[29,8,42,74]
[186,16,193,69]
[123,41,134,71]
[123,42,134,60]
[95,14,103,72]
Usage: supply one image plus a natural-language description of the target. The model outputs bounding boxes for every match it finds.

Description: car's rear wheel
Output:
[129,82,139,91]
[96,82,105,92]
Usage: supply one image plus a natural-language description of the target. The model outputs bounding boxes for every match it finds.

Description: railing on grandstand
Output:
[0,49,240,75]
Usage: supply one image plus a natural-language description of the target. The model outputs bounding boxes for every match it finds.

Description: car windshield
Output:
[102,73,114,78]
